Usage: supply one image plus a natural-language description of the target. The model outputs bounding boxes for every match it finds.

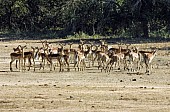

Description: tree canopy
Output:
[0,0,170,38]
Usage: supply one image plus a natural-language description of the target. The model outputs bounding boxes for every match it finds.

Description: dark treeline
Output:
[0,0,170,38]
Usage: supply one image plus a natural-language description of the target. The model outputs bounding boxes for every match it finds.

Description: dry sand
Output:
[0,40,170,112]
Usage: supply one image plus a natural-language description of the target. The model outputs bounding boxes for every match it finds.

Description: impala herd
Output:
[9,40,157,75]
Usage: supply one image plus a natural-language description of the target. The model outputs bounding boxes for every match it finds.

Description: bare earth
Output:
[0,39,170,112]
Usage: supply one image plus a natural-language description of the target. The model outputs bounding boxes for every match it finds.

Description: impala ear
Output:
[59,43,63,47]
[89,41,92,44]
[68,42,72,45]
[24,45,27,49]
[154,49,157,52]
[125,43,131,48]
[117,42,121,47]
[63,43,66,46]
[152,50,157,55]
[18,45,21,49]
[80,39,83,43]
[134,46,139,50]
[31,46,34,49]
[150,46,157,51]
[35,46,39,49]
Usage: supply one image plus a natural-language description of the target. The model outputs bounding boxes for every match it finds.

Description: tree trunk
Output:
[142,19,149,38]
[5,6,12,30]
[92,23,95,35]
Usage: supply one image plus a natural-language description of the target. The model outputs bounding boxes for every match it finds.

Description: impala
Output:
[128,47,141,72]
[139,50,157,75]
[74,50,86,71]
[10,45,27,71]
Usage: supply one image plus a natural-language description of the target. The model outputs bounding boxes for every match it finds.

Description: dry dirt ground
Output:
[0,39,170,112]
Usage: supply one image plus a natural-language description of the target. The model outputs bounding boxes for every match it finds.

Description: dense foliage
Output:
[0,0,170,38]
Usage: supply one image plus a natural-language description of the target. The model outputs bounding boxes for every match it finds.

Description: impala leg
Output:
[34,60,36,72]
[18,59,21,71]
[16,60,18,69]
[144,58,149,74]
[74,56,78,71]
[97,59,102,70]
[109,62,114,72]
[28,57,32,71]
[145,62,149,74]
[50,62,52,71]
[49,59,52,71]
[83,60,86,71]
[136,60,140,71]
[58,59,62,72]
[83,59,86,71]
[117,59,121,70]
[65,57,70,72]
[92,54,94,67]
[23,58,26,71]
[79,60,81,71]
[42,57,45,70]
[40,56,46,70]
[80,59,82,71]
[74,61,77,71]
[10,58,15,72]
[146,64,149,74]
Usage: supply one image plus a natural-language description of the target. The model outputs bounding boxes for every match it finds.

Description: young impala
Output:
[10,45,27,71]
[128,47,141,72]
[139,50,157,75]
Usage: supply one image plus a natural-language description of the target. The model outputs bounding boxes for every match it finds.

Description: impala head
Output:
[78,40,86,51]
[18,45,27,48]
[89,41,95,49]
[40,40,47,43]
[58,43,65,51]
[89,41,94,45]
[152,49,157,56]
[16,45,27,53]
[99,40,106,45]
[132,46,139,53]
[68,42,73,49]
[117,42,121,46]
[37,47,46,55]
[80,39,85,44]
[13,46,21,53]
[117,42,122,51]
[128,47,138,55]
[125,43,131,49]
[31,46,39,51]
[68,42,73,45]
[85,44,91,51]
[41,40,48,48]
[31,46,40,59]
[31,46,35,54]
